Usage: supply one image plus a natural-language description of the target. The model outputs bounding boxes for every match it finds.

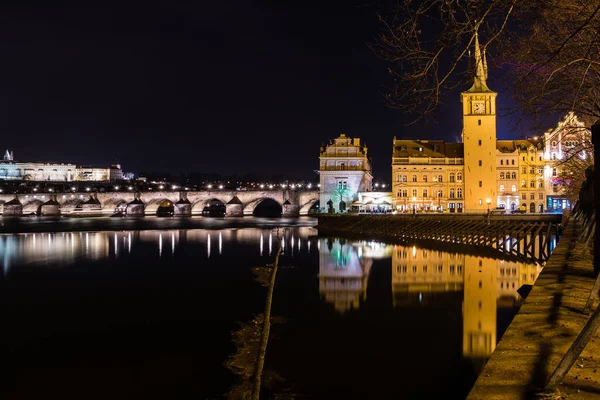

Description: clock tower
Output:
[461,32,497,212]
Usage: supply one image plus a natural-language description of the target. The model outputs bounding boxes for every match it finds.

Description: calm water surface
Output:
[0,219,541,399]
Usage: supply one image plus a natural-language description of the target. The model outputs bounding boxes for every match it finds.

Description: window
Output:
[530,157,534,161]
[512,160,515,165]
[479,199,483,205]
[449,172,455,182]
[552,168,557,177]
[538,181,544,188]
[500,184,505,192]
[450,188,455,198]
[530,193,535,200]
[338,181,347,190]
[521,180,526,188]
[539,156,542,161]
[437,174,443,183]
[418,147,423,152]
[457,188,463,198]
[423,189,428,197]
[437,189,443,198]
[412,189,418,197]
[400,145,407,151]
[479,160,482,166]
[478,139,482,146]
[478,120,482,126]
[530,167,535,174]
[538,167,543,174]
[552,141,557,147]
[530,180,535,188]
[553,184,558,193]
[499,172,505,179]
[500,160,504,165]
[522,156,525,161]
[479,181,482,187]
[422,174,428,182]
[412,174,417,182]
[402,175,407,182]
[522,194,526,200]
[512,172,517,179]
[522,167,526,174]
[457,172,463,181]
[539,193,544,200]
[552,152,557,160]
[511,185,516,192]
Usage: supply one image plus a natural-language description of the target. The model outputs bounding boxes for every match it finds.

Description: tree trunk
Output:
[251,232,283,400]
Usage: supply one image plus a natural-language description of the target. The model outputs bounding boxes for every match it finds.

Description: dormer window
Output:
[418,147,423,152]
[400,145,407,151]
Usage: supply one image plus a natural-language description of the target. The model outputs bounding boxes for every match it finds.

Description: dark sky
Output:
[0,0,530,181]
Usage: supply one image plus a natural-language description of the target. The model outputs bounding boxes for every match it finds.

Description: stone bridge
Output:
[0,189,320,217]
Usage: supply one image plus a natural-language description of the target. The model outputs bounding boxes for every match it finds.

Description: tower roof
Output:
[466,31,492,93]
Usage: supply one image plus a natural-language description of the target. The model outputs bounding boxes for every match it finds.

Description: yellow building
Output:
[391,140,464,212]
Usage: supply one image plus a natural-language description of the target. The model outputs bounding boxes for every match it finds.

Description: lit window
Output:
[500,185,505,192]
[500,172,505,179]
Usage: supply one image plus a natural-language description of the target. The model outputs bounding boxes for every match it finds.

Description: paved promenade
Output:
[468,218,600,399]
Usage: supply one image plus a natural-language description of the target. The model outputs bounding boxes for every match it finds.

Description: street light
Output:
[486,198,491,213]
[412,196,417,215]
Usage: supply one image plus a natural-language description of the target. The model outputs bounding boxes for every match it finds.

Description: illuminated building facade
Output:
[0,151,125,182]
[319,134,372,212]
[390,35,589,213]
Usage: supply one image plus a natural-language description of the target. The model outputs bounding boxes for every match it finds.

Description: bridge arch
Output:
[22,199,44,215]
[243,197,282,216]
[299,198,319,216]
[60,198,84,213]
[144,198,176,215]
[191,198,227,216]
[102,198,129,214]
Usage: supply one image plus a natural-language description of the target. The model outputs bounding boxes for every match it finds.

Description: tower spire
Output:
[468,30,490,92]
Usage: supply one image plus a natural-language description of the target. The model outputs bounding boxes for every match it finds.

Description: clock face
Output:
[473,102,485,114]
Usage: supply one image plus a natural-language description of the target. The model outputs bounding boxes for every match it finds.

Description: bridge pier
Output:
[226,196,243,217]
[40,194,61,216]
[126,193,145,216]
[174,192,191,216]
[282,200,300,217]
[3,196,23,216]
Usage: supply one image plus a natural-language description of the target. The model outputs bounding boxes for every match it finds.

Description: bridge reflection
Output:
[317,237,542,363]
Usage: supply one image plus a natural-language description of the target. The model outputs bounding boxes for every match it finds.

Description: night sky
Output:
[0,0,530,181]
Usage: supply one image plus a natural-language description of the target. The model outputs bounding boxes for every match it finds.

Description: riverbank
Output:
[467,218,600,399]
[0,216,317,234]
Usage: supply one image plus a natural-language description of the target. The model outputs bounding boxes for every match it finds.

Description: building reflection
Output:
[318,238,391,313]
[318,238,542,365]
[392,245,542,365]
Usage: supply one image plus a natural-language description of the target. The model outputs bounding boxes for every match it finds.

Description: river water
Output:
[0,218,541,399]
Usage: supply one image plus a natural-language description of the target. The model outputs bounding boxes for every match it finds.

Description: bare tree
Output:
[372,0,600,124]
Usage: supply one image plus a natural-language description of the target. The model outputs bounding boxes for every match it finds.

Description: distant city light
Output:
[317,184,321,187]
[159,185,164,190]
[375,183,379,187]
[49,188,53,192]
[260,184,265,188]
[290,184,295,189]
[172,185,178,190]
[33,188,38,192]
[128,186,133,190]
[115,186,120,190]
[269,184,274,189]
[71,187,76,191]
[308,184,312,188]
[281,183,286,188]
[207,184,213,189]
[85,187,91,191]
[381,184,386,188]
[0,189,3,193]
[218,185,224,189]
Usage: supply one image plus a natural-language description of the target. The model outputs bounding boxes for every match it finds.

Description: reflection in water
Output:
[317,238,542,366]
[0,227,317,273]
